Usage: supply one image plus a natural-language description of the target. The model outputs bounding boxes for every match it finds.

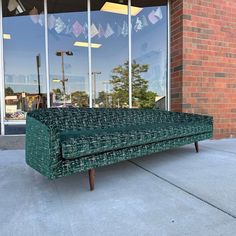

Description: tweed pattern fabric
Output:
[25,108,213,179]
[60,122,212,159]
[56,132,212,179]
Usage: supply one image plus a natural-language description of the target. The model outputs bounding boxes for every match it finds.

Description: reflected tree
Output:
[110,60,157,108]
[5,87,14,96]
[71,91,89,107]
[52,88,63,101]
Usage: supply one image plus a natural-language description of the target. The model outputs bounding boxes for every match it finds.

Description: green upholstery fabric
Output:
[60,122,212,159]
[25,108,213,179]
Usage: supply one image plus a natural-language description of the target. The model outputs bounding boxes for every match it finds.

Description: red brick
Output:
[171,0,236,139]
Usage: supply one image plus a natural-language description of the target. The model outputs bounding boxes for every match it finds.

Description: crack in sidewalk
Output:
[129,160,236,220]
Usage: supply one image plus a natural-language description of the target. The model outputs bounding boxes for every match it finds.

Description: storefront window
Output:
[91,0,129,108]
[0,0,168,134]
[131,1,167,109]
[2,0,47,120]
[47,0,89,108]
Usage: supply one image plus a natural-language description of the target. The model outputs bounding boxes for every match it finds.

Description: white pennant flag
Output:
[29,7,39,24]
[116,23,122,37]
[38,12,44,26]
[141,15,148,27]
[48,14,56,30]
[154,7,163,20]
[104,23,114,38]
[8,0,18,12]
[98,24,105,38]
[121,21,128,37]
[134,17,143,32]
[83,23,88,38]
[55,17,66,34]
[90,23,99,38]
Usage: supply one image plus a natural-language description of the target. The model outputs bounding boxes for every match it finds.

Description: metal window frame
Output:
[128,0,132,108]
[88,0,92,108]
[0,0,5,135]
[44,0,50,108]
[167,0,171,111]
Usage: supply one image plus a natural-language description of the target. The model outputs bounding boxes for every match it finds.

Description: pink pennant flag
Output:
[72,21,83,37]
[148,10,158,24]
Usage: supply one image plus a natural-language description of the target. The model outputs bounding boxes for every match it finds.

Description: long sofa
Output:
[26,108,213,190]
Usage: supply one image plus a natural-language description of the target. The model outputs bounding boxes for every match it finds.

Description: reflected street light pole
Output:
[55,51,73,106]
[92,71,101,106]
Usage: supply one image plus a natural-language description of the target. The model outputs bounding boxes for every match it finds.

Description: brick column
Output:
[170,0,183,112]
[170,0,236,139]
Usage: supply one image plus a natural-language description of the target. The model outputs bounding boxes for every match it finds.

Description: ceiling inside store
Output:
[3,0,167,17]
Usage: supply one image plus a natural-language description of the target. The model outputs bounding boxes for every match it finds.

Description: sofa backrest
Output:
[27,108,179,132]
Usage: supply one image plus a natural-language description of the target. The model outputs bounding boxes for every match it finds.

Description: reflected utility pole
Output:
[92,71,101,106]
[55,51,73,106]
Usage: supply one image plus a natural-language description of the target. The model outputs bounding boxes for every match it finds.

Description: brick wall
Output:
[170,0,183,112]
[171,0,236,139]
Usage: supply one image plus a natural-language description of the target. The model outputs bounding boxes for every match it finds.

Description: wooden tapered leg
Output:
[194,142,199,153]
[88,169,95,191]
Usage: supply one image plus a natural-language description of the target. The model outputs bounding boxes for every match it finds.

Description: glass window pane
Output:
[47,0,89,108]
[91,0,129,108]
[2,0,47,120]
[131,0,168,109]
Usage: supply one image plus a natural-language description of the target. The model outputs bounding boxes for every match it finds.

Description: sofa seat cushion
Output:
[60,122,212,160]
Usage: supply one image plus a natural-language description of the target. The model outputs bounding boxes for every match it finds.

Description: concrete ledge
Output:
[0,136,25,150]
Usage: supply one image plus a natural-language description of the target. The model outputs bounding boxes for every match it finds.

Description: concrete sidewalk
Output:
[0,139,236,236]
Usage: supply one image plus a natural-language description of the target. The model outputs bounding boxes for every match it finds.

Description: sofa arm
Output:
[25,116,62,179]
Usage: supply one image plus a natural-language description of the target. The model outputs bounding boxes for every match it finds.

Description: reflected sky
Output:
[3,6,167,96]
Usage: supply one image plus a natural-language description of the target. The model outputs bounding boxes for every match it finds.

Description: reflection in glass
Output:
[91,0,129,108]
[2,0,47,120]
[47,0,89,107]
[131,1,167,109]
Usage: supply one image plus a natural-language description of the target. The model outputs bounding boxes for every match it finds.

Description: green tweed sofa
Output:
[26,108,213,190]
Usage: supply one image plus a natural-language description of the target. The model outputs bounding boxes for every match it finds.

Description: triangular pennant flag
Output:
[90,23,99,38]
[54,17,66,33]
[38,12,44,26]
[148,10,158,24]
[104,23,114,38]
[134,17,143,32]
[8,0,18,12]
[48,14,56,30]
[83,23,88,38]
[65,23,72,35]
[98,24,105,38]
[154,7,163,20]
[121,21,128,37]
[116,23,122,37]
[29,7,39,24]
[72,21,83,37]
[141,15,148,27]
